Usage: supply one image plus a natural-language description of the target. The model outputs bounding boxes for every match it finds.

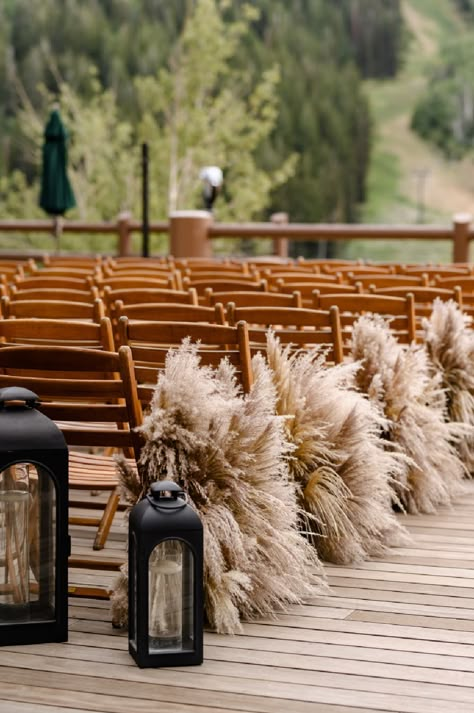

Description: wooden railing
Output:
[0,211,472,262]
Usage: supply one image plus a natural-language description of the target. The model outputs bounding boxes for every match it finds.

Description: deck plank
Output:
[2,482,474,712]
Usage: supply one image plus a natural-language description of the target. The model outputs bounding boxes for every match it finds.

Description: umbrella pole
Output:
[53,216,64,255]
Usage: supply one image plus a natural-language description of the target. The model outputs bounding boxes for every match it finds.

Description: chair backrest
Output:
[274,273,340,285]
[226,305,343,363]
[325,264,394,275]
[42,255,102,269]
[13,275,91,291]
[103,286,198,309]
[207,289,302,308]
[400,266,470,280]
[184,264,251,276]
[350,274,428,289]
[316,293,416,348]
[115,301,225,325]
[94,275,176,292]
[1,296,105,322]
[277,281,357,307]
[183,277,267,295]
[371,286,462,323]
[10,287,100,303]
[434,276,474,291]
[0,345,143,458]
[118,317,253,404]
[31,266,100,279]
[0,316,114,350]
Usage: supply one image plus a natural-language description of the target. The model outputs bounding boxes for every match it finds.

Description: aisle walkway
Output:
[2,483,474,712]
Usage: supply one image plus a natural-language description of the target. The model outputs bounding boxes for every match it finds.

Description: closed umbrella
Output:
[39,109,76,252]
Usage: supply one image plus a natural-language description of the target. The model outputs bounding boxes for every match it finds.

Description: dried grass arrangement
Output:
[422,299,474,475]
[265,332,408,564]
[351,314,466,513]
[111,340,323,634]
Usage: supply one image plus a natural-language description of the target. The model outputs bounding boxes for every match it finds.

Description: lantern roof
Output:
[130,481,202,535]
[0,387,67,452]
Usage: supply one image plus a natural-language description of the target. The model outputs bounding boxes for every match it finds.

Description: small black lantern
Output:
[0,387,68,646]
[129,481,203,668]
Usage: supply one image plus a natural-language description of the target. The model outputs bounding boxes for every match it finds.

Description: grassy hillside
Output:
[344,0,472,262]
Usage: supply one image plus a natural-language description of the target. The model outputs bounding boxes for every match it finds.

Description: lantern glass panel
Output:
[0,462,56,623]
[148,539,194,654]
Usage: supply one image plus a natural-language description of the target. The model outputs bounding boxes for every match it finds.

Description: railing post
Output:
[452,212,472,263]
[271,212,289,259]
[117,211,132,257]
[169,210,213,258]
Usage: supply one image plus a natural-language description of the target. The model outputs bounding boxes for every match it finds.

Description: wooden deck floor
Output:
[2,483,474,713]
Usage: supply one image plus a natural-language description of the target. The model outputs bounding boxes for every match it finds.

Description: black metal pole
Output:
[142,142,149,258]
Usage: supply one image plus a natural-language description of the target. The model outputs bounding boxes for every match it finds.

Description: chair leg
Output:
[93,487,121,551]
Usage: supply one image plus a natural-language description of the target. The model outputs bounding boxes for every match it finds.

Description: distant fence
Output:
[0,211,472,262]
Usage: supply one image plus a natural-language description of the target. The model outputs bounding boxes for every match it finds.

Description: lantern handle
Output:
[0,387,39,409]
[147,481,188,510]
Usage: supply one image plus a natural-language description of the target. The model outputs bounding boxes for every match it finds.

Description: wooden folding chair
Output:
[118,318,253,405]
[0,317,114,350]
[115,302,225,326]
[226,305,343,364]
[316,293,416,353]
[0,345,143,556]
[206,289,302,309]
[278,281,357,307]
[349,274,429,289]
[1,296,105,322]
[371,286,462,332]
[434,276,474,291]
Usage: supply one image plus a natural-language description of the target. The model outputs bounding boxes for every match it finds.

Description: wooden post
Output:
[271,212,289,259]
[117,212,132,257]
[452,212,472,263]
[169,210,212,258]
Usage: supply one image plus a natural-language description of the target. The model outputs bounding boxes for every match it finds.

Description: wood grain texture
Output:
[3,481,474,712]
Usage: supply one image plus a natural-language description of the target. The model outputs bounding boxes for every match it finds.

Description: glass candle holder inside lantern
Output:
[128,481,203,668]
[0,387,69,646]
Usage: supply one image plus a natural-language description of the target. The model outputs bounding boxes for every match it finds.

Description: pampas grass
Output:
[265,332,409,564]
[422,299,474,474]
[111,340,323,634]
[351,314,466,513]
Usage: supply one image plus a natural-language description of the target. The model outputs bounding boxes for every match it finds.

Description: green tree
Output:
[412,37,474,159]
[134,0,296,220]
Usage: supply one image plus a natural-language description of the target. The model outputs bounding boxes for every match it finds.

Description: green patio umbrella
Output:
[39,109,76,251]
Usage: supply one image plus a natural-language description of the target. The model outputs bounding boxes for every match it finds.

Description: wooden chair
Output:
[226,305,344,364]
[297,258,363,268]
[1,295,105,322]
[0,316,114,350]
[183,263,251,276]
[93,274,177,294]
[115,302,225,326]
[42,255,103,269]
[10,286,100,303]
[324,264,393,276]
[371,286,462,329]
[30,266,101,279]
[400,266,470,281]
[273,273,341,285]
[278,281,358,307]
[349,274,429,289]
[316,293,416,352]
[12,275,92,292]
[183,277,266,295]
[0,345,143,556]
[118,318,253,405]
[206,289,302,309]
[434,276,474,291]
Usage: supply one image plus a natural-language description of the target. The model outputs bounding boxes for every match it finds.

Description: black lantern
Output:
[0,387,68,646]
[128,481,203,668]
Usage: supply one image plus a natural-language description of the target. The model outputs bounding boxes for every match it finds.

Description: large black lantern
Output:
[0,387,68,646]
[129,481,203,668]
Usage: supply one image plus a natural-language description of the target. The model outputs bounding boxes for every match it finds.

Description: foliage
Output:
[411,37,474,159]
[135,0,296,219]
